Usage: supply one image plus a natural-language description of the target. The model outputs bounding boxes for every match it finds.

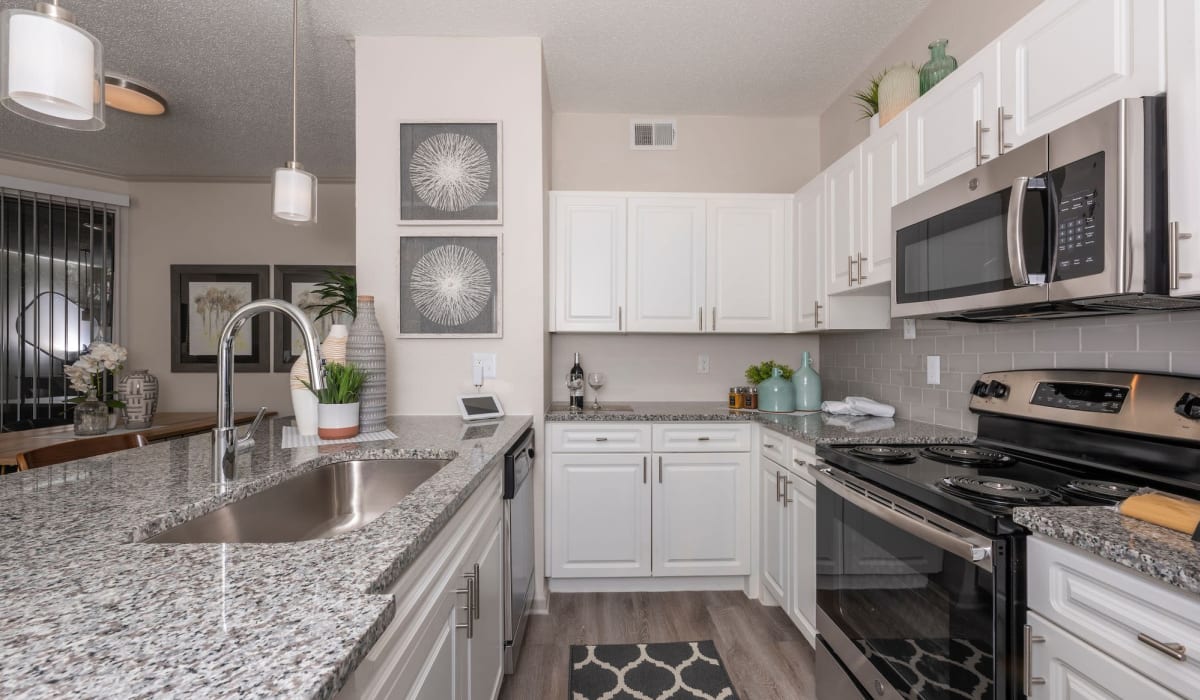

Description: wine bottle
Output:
[570,352,585,410]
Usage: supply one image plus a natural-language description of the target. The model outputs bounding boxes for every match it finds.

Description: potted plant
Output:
[303,362,366,439]
[745,360,796,413]
[852,71,883,133]
[304,269,357,322]
[65,341,128,435]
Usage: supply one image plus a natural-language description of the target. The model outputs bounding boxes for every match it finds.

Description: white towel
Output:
[820,400,866,416]
[846,396,897,418]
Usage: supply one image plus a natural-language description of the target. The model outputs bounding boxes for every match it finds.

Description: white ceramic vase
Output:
[317,402,360,440]
[878,63,920,126]
[292,388,319,436]
[290,324,348,436]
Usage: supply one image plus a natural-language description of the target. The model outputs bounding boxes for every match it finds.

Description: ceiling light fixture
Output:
[104,74,166,116]
[0,1,104,130]
[271,0,316,224]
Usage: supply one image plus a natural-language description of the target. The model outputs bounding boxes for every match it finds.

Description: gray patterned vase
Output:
[346,295,387,433]
[118,369,160,429]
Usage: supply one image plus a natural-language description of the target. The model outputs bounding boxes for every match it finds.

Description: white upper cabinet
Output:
[859,113,908,288]
[1167,0,1200,296]
[626,197,707,332]
[551,194,626,332]
[707,197,790,333]
[824,147,862,295]
[907,45,1001,197]
[795,177,825,331]
[998,0,1164,152]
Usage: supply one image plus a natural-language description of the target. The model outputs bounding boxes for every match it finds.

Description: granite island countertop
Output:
[546,401,973,446]
[1013,505,1200,597]
[0,414,532,699]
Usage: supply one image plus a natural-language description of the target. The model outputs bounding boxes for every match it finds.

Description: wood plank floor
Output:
[499,591,816,699]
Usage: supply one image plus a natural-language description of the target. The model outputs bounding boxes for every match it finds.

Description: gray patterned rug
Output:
[569,640,739,700]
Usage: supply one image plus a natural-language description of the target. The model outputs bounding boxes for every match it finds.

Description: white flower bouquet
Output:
[66,341,129,409]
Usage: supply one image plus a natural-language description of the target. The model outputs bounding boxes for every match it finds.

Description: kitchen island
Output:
[0,414,532,699]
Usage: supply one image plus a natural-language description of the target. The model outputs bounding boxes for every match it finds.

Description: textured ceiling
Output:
[0,0,930,179]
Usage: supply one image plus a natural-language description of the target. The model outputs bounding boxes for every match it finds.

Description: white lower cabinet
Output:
[338,470,504,700]
[549,422,751,581]
[758,432,817,645]
[760,458,788,604]
[785,469,817,643]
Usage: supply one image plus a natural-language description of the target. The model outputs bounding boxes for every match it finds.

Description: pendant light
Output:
[0,1,104,130]
[271,0,316,224]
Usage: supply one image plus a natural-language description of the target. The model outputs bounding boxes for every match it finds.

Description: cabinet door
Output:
[626,197,707,332]
[1166,0,1200,296]
[824,147,861,295]
[1026,612,1181,700]
[706,198,789,332]
[860,114,907,288]
[795,176,825,331]
[404,595,464,700]
[652,452,750,576]
[468,527,504,700]
[552,194,626,332]
[786,476,817,645]
[908,45,1001,196]
[760,459,788,606]
[999,0,1164,151]
[549,453,651,578]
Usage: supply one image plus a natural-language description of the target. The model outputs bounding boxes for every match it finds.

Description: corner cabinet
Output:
[758,430,817,645]
[551,194,627,332]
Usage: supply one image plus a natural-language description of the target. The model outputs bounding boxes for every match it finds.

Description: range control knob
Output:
[987,380,1010,399]
[1176,393,1200,420]
[971,380,991,397]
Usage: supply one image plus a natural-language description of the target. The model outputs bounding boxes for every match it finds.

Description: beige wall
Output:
[819,0,1041,168]
[553,113,820,193]
[551,334,820,403]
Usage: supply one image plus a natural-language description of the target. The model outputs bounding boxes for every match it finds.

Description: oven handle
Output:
[1007,176,1047,287]
[815,467,993,570]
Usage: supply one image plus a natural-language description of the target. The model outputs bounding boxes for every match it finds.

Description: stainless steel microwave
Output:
[892,96,1200,321]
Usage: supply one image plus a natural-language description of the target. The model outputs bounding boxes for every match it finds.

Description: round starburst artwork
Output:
[410,244,492,326]
[408,133,491,212]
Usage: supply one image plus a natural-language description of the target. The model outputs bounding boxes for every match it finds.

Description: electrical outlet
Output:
[903,319,917,340]
[472,353,497,379]
[926,355,941,385]
[697,354,710,374]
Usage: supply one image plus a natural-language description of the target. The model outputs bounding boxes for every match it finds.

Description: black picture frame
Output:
[271,264,355,372]
[170,265,270,373]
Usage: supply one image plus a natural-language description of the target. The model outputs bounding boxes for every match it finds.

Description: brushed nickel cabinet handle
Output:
[1138,632,1187,661]
[998,107,1014,154]
[618,306,623,331]
[594,436,608,442]
[813,300,822,327]
[711,306,717,332]
[1171,221,1195,290]
[856,253,868,282]
[975,118,992,166]
[472,562,481,620]
[455,571,476,638]
[699,306,703,331]
[782,477,793,506]
[643,456,647,484]
[697,436,711,441]
[1023,624,1045,695]
[775,471,783,501]
[658,455,663,484]
[793,458,807,468]
[848,255,856,284]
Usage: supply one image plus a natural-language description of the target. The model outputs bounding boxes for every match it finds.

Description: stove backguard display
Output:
[1030,382,1128,414]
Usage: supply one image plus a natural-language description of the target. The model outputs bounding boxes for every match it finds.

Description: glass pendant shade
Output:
[272,163,317,224]
[0,5,104,130]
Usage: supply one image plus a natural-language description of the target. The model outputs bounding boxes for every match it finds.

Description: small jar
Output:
[728,387,738,409]
[730,387,746,410]
[748,386,759,410]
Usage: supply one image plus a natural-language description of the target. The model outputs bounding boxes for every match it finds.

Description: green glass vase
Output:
[919,39,958,95]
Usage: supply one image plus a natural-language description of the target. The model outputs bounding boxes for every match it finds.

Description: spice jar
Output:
[729,386,745,410]
[728,387,739,409]
[748,386,759,410]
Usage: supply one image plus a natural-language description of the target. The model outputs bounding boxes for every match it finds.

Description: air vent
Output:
[630,118,677,150]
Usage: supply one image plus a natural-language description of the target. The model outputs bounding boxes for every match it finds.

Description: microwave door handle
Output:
[1007,176,1047,286]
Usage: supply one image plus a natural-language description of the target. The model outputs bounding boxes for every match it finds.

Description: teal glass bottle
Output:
[792,351,822,411]
[919,39,958,95]
[758,367,796,413]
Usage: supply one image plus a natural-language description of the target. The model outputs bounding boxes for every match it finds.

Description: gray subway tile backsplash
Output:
[819,309,1200,433]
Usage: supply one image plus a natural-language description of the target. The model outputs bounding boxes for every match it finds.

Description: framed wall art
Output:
[170,265,269,372]
[397,234,501,338]
[399,121,502,225]
[271,264,355,372]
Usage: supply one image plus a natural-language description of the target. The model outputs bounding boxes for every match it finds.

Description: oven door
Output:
[814,466,1016,700]
[892,137,1051,318]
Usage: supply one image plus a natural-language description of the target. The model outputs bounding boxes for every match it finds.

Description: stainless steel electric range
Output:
[813,369,1200,700]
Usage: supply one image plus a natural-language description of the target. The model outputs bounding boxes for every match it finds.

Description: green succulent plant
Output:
[852,71,883,120]
[302,362,366,405]
[745,360,794,385]
[305,270,357,322]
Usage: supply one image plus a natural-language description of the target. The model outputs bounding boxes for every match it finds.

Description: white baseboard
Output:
[548,576,749,593]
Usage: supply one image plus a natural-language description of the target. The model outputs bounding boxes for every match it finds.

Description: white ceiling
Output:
[0,0,930,179]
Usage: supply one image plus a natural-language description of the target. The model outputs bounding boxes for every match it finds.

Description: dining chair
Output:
[15,433,150,471]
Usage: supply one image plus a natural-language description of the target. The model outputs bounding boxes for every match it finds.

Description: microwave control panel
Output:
[1031,382,1128,414]
[1052,152,1105,280]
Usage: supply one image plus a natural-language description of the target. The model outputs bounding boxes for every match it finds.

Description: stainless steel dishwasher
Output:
[502,427,535,674]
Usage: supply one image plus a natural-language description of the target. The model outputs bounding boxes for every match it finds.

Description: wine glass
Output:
[587,371,607,410]
[565,372,585,411]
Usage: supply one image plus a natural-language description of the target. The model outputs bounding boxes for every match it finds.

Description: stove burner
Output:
[939,475,1063,506]
[848,446,917,463]
[923,445,1016,467]
[1062,479,1139,504]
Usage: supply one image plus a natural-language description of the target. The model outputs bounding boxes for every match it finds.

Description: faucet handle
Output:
[236,406,269,451]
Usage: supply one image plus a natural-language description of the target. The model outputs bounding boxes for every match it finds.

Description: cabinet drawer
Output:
[788,440,817,484]
[652,423,751,452]
[549,422,651,453]
[760,428,788,466]
[1028,536,1200,697]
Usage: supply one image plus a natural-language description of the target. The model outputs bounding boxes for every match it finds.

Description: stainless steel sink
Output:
[145,458,450,543]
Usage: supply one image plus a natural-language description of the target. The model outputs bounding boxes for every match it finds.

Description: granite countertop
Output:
[545,401,973,446]
[1013,506,1200,596]
[0,414,532,699]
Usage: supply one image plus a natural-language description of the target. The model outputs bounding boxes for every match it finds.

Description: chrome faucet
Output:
[213,299,325,484]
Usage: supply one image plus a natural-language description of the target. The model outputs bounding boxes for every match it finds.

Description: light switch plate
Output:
[926,355,941,385]
[472,353,497,379]
[697,354,710,374]
[903,319,917,340]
